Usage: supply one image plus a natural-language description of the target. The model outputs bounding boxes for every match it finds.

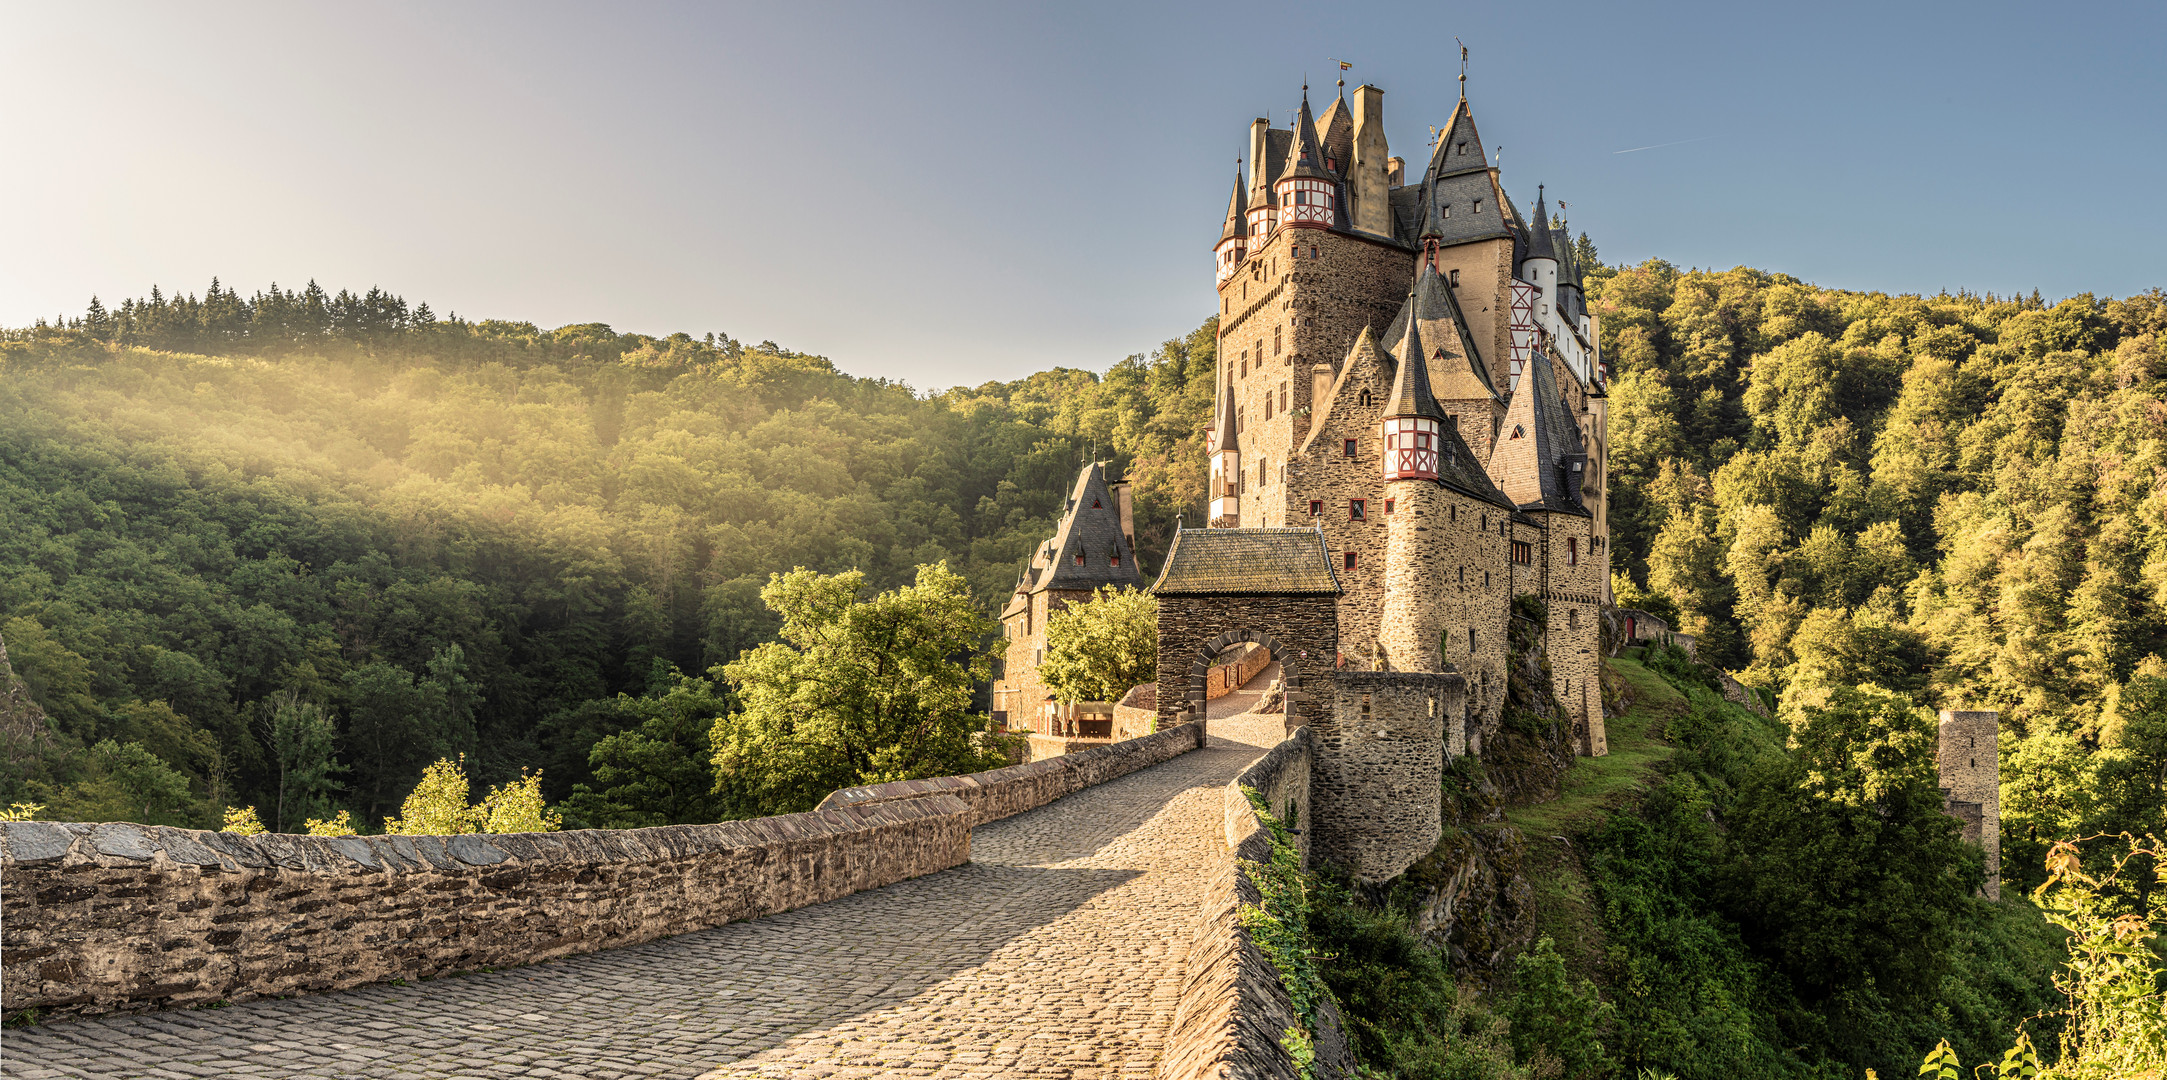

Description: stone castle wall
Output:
[1154,594,1338,728]
[1939,709,2001,899]
[1312,671,1461,881]
[2,724,1206,1018]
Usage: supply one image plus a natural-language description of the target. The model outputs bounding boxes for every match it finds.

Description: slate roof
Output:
[1309,325,1517,513]
[1383,290,1444,421]
[1317,91,1353,177]
[1152,527,1342,596]
[1491,347,1592,517]
[1022,462,1147,594]
[1212,370,1239,453]
[1525,188,1557,262]
[1219,168,1247,244]
[1248,127,1291,208]
[1276,91,1335,184]
[1380,264,1499,402]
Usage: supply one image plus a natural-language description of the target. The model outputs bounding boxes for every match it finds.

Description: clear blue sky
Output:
[4,1,2160,388]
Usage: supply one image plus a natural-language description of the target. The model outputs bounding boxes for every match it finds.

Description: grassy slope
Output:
[1506,651,1685,978]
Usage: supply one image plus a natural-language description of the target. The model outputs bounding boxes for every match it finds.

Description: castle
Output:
[990,75,1614,878]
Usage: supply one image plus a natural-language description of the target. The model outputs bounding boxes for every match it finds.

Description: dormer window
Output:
[1110,553,1120,567]
[1473,199,1482,213]
[1074,553,1084,566]
[1092,498,1102,508]
[1457,142,1468,156]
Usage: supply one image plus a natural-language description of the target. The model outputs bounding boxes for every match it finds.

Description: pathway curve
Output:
[3,721,1285,1080]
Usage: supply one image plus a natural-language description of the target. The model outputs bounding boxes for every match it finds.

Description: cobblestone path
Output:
[3,726,1277,1079]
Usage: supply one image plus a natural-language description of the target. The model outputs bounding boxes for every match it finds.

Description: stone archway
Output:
[1152,592,1339,730]
[1185,629,1302,716]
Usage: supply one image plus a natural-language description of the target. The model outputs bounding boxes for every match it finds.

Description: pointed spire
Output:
[1386,291,1445,421]
[1277,87,1334,184]
[1525,185,1557,263]
[1419,184,1444,240]
[1220,162,1248,243]
[1213,369,1240,453]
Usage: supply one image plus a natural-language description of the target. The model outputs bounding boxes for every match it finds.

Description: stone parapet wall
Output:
[1160,727,1351,1080]
[815,721,1205,826]
[1,795,970,1019]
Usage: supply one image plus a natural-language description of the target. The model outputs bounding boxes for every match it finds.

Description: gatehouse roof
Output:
[1151,527,1341,596]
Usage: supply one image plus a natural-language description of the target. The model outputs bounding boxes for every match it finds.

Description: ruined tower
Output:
[1939,709,2002,900]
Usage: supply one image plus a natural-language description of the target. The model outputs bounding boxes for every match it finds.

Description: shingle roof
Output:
[1035,462,1148,592]
[1152,527,1342,596]
[1317,91,1353,178]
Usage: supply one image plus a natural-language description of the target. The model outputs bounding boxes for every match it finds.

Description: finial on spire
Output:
[1456,38,1468,98]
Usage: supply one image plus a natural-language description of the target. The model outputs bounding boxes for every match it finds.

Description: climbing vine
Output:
[1237,785,1333,1078]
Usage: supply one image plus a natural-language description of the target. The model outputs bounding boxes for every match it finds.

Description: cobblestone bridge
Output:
[4,670,1292,1080]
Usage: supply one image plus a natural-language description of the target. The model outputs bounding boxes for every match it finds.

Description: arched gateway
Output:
[1150,527,1341,730]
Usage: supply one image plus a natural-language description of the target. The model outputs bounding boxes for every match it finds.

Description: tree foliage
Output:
[1039,586,1157,705]
[711,562,1008,816]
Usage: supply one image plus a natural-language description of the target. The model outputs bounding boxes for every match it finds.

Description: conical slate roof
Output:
[1384,291,1444,421]
[1277,90,1335,184]
[1212,370,1240,453]
[1220,166,1248,244]
[1525,186,1557,263]
[1248,126,1291,208]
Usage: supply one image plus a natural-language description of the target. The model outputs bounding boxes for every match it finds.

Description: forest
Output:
[5,267,2167,1076]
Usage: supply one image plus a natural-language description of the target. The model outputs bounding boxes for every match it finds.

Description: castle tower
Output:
[1215,165,1247,286]
[1378,296,1448,672]
[1209,370,1241,527]
[1274,90,1337,229]
[1939,709,2002,900]
[992,462,1146,732]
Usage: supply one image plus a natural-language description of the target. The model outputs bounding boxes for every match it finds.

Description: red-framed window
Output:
[1343,551,1358,570]
[1074,553,1085,566]
[1349,499,1366,521]
[1309,500,1323,517]
[1383,498,1395,514]
[1343,439,1357,458]
[1512,540,1533,565]
[1568,538,1579,566]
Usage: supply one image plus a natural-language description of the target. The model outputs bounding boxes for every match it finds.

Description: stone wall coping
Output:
[815,721,1205,826]
[0,795,971,875]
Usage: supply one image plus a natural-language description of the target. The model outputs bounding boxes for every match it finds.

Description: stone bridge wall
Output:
[2,723,1206,1020]
[1160,727,1354,1080]
[814,720,1205,825]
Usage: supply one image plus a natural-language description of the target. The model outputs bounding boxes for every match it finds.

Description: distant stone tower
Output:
[1939,709,2001,900]
[1313,670,1462,881]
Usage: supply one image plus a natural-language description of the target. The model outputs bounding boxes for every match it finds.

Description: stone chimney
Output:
[1350,85,1393,235]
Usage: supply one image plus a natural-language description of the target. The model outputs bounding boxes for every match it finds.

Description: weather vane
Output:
[1456,38,1468,97]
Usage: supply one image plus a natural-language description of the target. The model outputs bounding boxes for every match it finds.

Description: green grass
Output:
[1504,651,1691,980]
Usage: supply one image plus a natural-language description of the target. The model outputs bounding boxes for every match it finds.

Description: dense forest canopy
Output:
[0,279,1216,827]
[3,267,2165,865]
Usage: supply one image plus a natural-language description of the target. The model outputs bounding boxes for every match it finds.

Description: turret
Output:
[1349,84,1392,235]
[1520,186,1558,319]
[1245,118,1278,243]
[1379,291,1449,672]
[1209,371,1241,526]
[1381,291,1445,482]
[1274,89,1337,229]
[1216,164,1248,285]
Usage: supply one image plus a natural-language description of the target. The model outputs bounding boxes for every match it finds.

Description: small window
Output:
[1358,389,1372,408]
[1568,537,1579,566]
[1110,553,1121,567]
[1484,570,1490,587]
[1349,499,1367,521]
[1343,439,1357,458]
[1450,504,1458,523]
[1450,269,1460,287]
[1457,566,1465,584]
[1384,498,1395,514]
[1510,424,1525,440]
[1310,246,1318,258]
[1512,540,1533,565]
[1281,386,1289,412]
[1275,325,1283,355]
[1309,500,1323,517]
[1092,498,1102,508]
[1457,141,1467,156]
[1569,608,1578,629]
[1074,553,1085,566]
[1473,199,1482,213]
[1468,628,1477,653]
[1265,395,1273,420]
[1344,551,1358,570]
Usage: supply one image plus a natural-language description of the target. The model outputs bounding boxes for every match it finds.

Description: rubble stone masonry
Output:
[1313,671,1460,881]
